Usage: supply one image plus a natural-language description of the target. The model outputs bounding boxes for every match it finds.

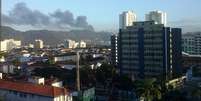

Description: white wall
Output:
[54,55,76,62]
[51,81,63,87]
[28,77,45,85]
[0,89,53,101]
[0,73,2,79]
[0,39,21,52]
[0,65,16,74]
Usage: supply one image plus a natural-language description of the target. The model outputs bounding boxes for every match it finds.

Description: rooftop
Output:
[182,52,201,58]
[0,80,69,97]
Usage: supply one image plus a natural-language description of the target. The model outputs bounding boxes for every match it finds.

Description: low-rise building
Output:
[0,80,72,101]
[19,54,32,63]
[28,76,45,85]
[182,52,201,71]
[186,65,201,81]
[182,32,201,55]
[54,53,76,62]
[0,63,19,74]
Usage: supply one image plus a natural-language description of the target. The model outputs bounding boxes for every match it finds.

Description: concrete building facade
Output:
[118,21,182,80]
[0,80,72,101]
[182,32,201,55]
[34,39,44,49]
[0,39,21,52]
[64,40,87,49]
[111,34,118,66]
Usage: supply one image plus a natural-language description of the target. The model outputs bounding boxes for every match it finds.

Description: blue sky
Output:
[2,0,201,32]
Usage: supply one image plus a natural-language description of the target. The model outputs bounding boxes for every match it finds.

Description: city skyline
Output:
[2,0,201,32]
[0,1,201,100]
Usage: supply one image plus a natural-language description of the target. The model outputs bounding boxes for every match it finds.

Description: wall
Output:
[0,89,53,101]
[54,55,76,62]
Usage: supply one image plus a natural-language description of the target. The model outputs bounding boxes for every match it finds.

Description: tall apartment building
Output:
[119,11,137,29]
[111,34,118,66]
[79,40,87,48]
[64,39,77,49]
[118,21,182,80]
[182,32,201,55]
[145,11,167,26]
[0,39,21,52]
[34,39,44,49]
[64,40,87,49]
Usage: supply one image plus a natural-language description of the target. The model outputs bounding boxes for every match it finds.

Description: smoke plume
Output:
[2,2,94,31]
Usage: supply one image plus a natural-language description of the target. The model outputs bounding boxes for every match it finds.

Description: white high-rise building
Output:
[34,39,44,49]
[79,41,86,48]
[64,40,87,49]
[64,39,77,49]
[119,11,137,29]
[0,39,21,52]
[145,11,167,26]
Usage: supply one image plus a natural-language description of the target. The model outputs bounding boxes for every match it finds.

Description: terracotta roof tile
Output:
[0,80,69,97]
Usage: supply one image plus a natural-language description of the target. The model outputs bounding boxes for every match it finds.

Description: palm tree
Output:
[0,96,4,101]
[191,89,201,100]
[134,78,162,101]
[95,63,116,84]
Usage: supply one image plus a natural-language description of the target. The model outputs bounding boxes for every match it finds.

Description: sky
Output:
[2,0,201,32]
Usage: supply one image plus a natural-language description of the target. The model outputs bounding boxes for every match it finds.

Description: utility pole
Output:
[76,51,80,91]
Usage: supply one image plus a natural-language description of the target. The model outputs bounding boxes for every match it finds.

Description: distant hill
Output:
[1,26,111,46]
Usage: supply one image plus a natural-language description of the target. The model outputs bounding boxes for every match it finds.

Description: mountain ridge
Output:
[1,26,111,46]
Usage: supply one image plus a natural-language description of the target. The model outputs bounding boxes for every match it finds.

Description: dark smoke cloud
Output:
[75,16,94,30]
[50,10,94,30]
[3,3,50,26]
[2,2,94,31]
[50,9,74,25]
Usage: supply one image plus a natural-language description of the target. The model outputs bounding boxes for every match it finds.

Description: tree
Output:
[0,52,3,57]
[191,89,201,100]
[0,52,8,58]
[134,78,162,101]
[95,63,116,84]
[80,65,96,87]
[113,74,133,90]
[12,59,20,66]
[164,89,187,101]
[0,96,3,101]
[45,58,55,65]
